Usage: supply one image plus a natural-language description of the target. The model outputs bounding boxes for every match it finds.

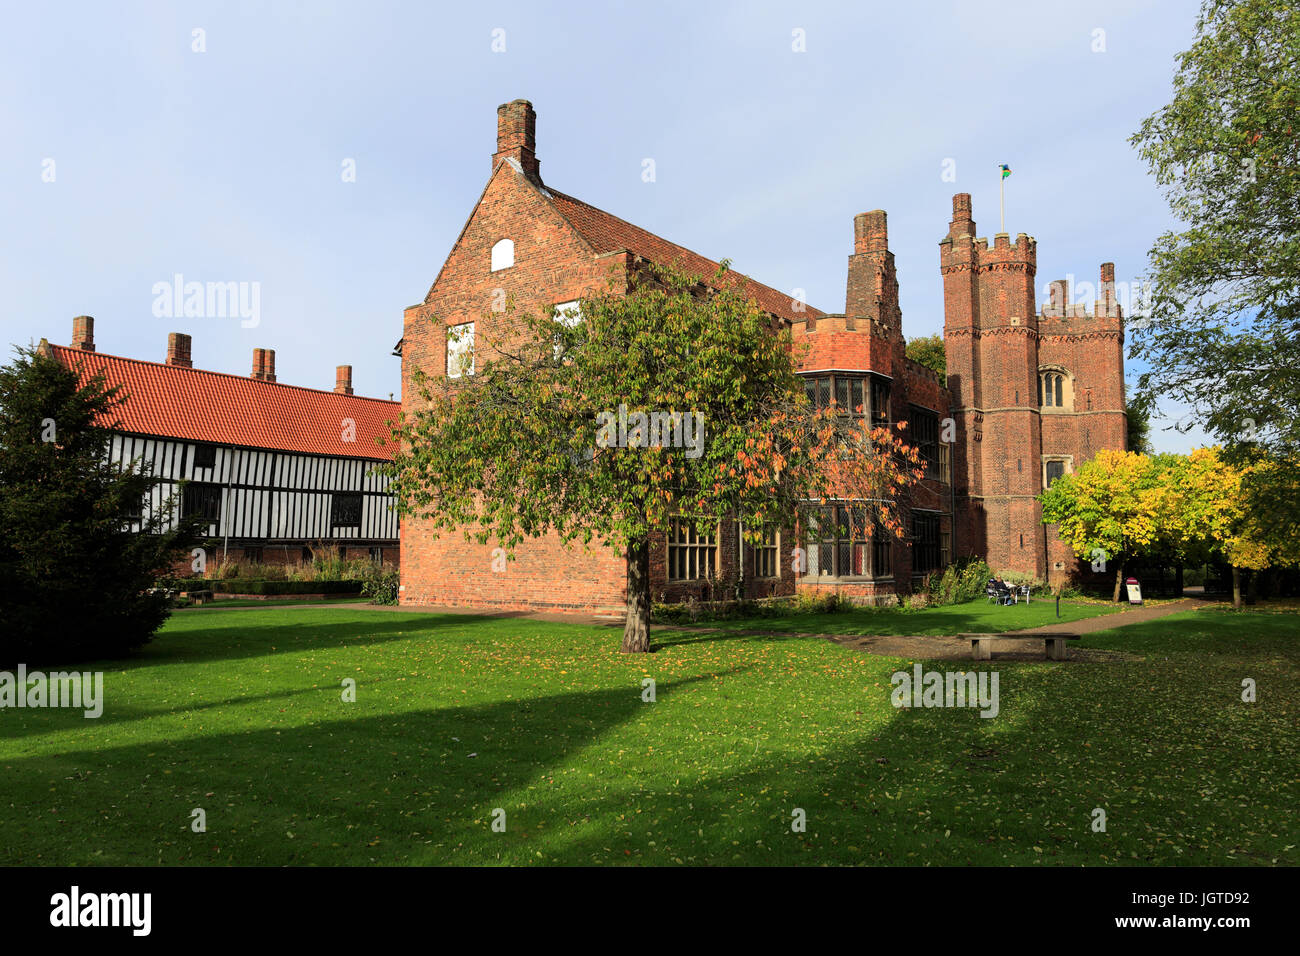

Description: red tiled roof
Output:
[50,345,398,460]
[546,188,826,323]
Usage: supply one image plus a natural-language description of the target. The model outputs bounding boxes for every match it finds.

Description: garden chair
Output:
[988,580,1014,606]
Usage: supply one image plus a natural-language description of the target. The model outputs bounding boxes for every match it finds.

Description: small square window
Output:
[121,493,144,520]
[182,482,222,522]
[193,445,216,469]
[331,493,363,528]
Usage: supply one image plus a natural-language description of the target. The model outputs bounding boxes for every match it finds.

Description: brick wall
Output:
[400,107,631,610]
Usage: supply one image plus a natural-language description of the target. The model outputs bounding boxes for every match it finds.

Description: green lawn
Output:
[1,602,1294,866]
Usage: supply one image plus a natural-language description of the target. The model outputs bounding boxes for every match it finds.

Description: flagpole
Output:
[999,169,1005,233]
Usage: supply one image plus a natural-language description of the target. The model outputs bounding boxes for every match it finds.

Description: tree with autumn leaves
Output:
[1040,447,1297,606]
[384,263,924,652]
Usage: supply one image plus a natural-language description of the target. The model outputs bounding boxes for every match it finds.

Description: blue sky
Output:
[1,0,1208,450]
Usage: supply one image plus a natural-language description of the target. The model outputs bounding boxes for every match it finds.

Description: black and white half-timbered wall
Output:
[42,317,400,568]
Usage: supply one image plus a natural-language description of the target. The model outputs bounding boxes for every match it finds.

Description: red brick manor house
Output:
[398,100,1127,611]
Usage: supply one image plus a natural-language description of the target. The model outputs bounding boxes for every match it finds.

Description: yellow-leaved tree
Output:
[1040,449,1164,602]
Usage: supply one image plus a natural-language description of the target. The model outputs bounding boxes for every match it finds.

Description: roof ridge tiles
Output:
[52,344,398,405]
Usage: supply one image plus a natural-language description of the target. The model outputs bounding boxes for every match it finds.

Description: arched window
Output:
[490,238,514,272]
[1038,370,1071,409]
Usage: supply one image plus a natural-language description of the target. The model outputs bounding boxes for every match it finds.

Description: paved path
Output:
[654,598,1203,661]
[825,599,1199,661]
[1000,598,1198,635]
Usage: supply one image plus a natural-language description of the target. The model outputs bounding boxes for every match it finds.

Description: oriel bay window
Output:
[804,504,891,579]
[870,377,891,429]
[667,517,718,581]
[803,373,891,424]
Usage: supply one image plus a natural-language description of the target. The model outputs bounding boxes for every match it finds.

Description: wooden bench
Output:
[959,632,1081,661]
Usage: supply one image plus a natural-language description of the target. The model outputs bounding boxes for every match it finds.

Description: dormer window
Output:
[491,238,514,272]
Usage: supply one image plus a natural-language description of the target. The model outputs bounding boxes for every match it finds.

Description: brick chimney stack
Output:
[493,99,540,181]
[251,348,276,383]
[854,210,889,256]
[1045,278,1069,317]
[1098,262,1119,318]
[166,332,193,367]
[72,315,95,352]
[948,193,975,240]
[845,210,902,339]
[334,365,353,395]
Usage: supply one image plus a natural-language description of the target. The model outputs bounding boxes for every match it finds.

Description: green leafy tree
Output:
[905,334,946,386]
[1039,449,1164,601]
[0,348,201,664]
[385,264,925,652]
[1129,0,1300,458]
[1125,388,1155,455]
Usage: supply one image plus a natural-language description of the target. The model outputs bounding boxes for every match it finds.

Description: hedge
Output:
[163,579,363,596]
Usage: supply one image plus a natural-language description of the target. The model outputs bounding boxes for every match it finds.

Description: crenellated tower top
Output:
[940,194,1037,335]
[1040,262,1124,335]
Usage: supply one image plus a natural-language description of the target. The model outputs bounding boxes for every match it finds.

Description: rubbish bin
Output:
[1125,576,1143,606]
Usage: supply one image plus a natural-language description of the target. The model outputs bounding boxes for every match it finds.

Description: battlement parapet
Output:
[1040,266,1124,323]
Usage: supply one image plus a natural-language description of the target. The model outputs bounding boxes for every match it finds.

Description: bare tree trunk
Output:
[1113,563,1125,603]
[621,539,651,653]
[1231,565,1242,610]
[1175,564,1184,598]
